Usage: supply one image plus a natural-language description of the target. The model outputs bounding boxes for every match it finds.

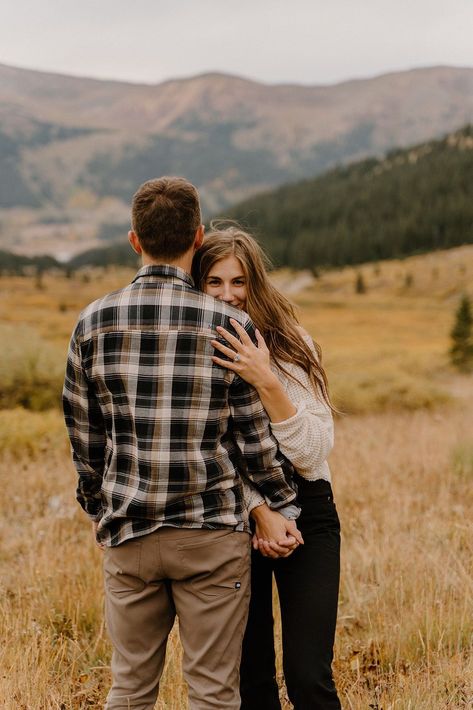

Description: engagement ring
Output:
[233,354,241,363]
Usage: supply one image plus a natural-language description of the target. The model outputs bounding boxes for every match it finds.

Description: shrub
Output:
[449,294,473,372]
[331,363,451,414]
[452,442,473,481]
[0,408,67,457]
[0,325,65,410]
[355,272,366,294]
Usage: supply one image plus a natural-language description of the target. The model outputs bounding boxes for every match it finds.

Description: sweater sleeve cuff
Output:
[270,402,306,430]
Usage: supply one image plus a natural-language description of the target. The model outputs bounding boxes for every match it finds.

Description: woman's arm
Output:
[211,319,334,475]
[212,319,296,421]
[269,380,334,474]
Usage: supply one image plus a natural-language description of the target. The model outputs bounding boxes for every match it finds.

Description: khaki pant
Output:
[103,527,251,710]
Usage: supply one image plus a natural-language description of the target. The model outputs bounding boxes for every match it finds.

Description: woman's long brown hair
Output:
[192,222,335,412]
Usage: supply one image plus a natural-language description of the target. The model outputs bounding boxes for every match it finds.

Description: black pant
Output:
[240,477,341,710]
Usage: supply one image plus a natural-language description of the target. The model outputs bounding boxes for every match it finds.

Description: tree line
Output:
[1,125,472,276]
[222,125,473,269]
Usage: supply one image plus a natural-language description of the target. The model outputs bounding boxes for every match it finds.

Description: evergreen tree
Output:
[450,295,473,372]
[35,266,44,291]
[355,272,366,294]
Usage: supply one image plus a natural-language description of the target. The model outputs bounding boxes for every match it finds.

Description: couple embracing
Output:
[63,177,341,709]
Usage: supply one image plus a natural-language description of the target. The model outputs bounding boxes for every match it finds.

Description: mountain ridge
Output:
[1,59,471,88]
[1,62,473,257]
[2,62,472,135]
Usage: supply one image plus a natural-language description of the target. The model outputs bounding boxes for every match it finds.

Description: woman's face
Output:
[204,256,247,310]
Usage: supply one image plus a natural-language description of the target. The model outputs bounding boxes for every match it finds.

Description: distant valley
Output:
[3,124,471,274]
[0,62,472,258]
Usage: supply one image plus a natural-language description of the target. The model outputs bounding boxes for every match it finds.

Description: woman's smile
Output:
[204,255,247,310]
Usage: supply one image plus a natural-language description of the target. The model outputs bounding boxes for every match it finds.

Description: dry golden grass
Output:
[2,246,473,414]
[0,402,472,709]
[292,245,473,413]
[0,268,134,345]
[1,245,473,708]
[331,404,473,709]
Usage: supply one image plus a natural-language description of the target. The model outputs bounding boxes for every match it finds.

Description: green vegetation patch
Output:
[0,325,65,410]
[0,250,60,274]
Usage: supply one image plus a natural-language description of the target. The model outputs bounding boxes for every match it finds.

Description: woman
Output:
[192,224,342,710]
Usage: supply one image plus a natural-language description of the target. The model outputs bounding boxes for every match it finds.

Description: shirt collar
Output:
[131,264,195,289]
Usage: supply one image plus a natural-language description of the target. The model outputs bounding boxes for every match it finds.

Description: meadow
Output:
[0,246,472,708]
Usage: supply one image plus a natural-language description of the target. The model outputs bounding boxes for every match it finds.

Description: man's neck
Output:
[141,252,193,275]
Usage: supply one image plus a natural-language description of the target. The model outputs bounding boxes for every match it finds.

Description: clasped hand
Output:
[251,504,304,559]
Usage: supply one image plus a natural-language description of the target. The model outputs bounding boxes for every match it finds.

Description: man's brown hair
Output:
[131,177,202,260]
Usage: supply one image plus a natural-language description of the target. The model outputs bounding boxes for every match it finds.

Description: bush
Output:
[355,272,366,294]
[449,294,473,372]
[0,408,67,457]
[331,361,451,414]
[452,442,473,481]
[0,325,65,410]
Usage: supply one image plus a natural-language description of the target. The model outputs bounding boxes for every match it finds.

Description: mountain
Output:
[221,125,473,268]
[1,62,473,258]
[2,125,472,271]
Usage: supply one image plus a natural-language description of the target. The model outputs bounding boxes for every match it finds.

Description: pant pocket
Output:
[177,531,250,598]
[104,537,144,594]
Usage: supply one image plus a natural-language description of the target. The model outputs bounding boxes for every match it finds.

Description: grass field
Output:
[0,246,472,708]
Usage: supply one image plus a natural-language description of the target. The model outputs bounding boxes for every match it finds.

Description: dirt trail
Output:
[444,373,473,401]
[272,270,315,295]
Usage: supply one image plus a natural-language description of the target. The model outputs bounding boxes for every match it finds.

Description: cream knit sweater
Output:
[243,336,334,512]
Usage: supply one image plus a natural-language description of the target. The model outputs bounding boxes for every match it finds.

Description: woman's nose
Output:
[220,285,233,302]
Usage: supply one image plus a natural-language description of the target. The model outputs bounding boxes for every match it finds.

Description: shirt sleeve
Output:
[270,342,334,477]
[241,472,300,519]
[62,324,106,521]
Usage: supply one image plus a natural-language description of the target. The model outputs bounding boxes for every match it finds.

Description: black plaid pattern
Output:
[63,265,296,546]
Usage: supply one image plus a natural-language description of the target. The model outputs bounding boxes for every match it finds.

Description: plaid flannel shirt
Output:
[63,264,297,546]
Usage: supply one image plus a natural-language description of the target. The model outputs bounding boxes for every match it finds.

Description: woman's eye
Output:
[207,280,220,286]
[233,280,245,286]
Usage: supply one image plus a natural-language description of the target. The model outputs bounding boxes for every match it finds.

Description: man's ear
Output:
[128,230,143,254]
[194,224,205,251]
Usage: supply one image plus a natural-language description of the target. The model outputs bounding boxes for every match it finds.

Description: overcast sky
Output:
[1,0,472,86]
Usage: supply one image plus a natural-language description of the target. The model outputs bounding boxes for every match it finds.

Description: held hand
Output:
[256,536,295,559]
[258,518,304,559]
[211,319,275,388]
[92,521,105,550]
[251,504,303,559]
[284,520,304,546]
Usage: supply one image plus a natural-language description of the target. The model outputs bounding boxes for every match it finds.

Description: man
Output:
[63,177,301,710]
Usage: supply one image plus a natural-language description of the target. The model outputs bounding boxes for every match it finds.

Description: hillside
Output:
[42,125,472,271]
[1,63,473,258]
[222,125,473,268]
[1,243,472,415]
